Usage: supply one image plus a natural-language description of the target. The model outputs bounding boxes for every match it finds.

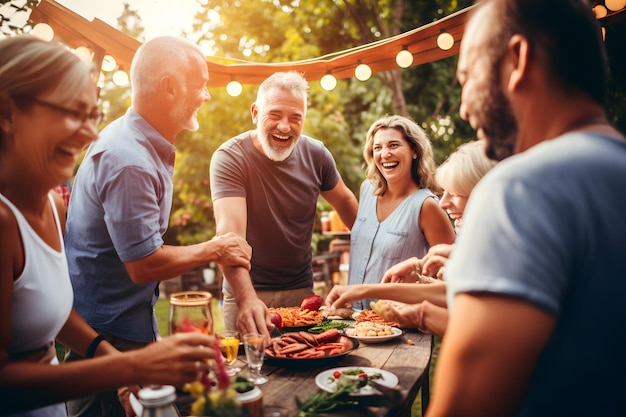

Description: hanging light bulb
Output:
[320,73,337,91]
[354,62,372,81]
[593,4,608,18]
[31,23,54,41]
[113,69,129,87]
[437,32,455,50]
[101,55,117,72]
[605,0,626,12]
[396,48,413,68]
[226,80,243,97]
[602,26,606,41]
[74,46,93,62]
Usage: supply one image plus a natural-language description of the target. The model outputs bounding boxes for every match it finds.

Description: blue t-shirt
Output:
[210,131,340,291]
[446,132,626,416]
[65,108,175,343]
[349,180,435,310]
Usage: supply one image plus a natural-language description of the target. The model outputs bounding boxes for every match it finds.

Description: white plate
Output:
[345,326,403,343]
[236,385,262,402]
[315,366,398,396]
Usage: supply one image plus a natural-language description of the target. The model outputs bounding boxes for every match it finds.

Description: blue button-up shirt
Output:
[65,108,175,343]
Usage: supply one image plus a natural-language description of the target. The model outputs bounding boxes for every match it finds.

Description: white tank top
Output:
[1,193,73,355]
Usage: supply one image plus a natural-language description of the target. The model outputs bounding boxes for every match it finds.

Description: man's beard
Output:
[257,129,298,162]
[480,61,518,161]
[171,95,199,132]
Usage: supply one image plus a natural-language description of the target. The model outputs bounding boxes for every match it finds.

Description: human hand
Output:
[130,333,216,388]
[117,385,140,417]
[325,284,360,310]
[421,244,454,277]
[381,257,420,283]
[236,297,272,342]
[213,232,252,270]
[373,300,423,329]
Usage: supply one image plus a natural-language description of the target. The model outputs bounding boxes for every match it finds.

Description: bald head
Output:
[130,36,207,104]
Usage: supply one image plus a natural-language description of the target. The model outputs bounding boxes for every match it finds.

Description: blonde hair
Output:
[364,114,438,196]
[0,35,96,144]
[436,140,497,196]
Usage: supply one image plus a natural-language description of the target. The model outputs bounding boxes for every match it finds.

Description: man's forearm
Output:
[221,265,258,304]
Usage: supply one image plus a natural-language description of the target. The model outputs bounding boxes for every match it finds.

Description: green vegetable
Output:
[295,378,361,417]
[231,376,255,393]
[308,320,351,333]
[341,368,365,376]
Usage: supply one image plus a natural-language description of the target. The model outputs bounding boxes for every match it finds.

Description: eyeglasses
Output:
[32,99,104,126]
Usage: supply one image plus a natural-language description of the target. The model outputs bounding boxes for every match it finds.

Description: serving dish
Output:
[264,336,359,367]
[345,326,403,343]
[315,367,399,396]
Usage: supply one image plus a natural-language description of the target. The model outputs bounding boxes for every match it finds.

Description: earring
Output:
[413,155,417,160]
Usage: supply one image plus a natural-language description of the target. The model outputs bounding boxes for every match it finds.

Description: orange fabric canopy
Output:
[30,0,473,87]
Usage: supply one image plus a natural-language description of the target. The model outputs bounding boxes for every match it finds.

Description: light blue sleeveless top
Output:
[348,181,435,310]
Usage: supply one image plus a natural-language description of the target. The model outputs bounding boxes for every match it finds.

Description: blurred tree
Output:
[167,0,475,246]
[0,0,37,36]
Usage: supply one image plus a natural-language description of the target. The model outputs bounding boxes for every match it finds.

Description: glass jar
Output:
[169,291,213,335]
[321,211,331,233]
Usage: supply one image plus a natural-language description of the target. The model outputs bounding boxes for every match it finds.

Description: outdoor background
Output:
[3,1,624,416]
[2,0,624,253]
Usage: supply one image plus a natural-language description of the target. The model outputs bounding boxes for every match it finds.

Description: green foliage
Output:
[166,0,477,245]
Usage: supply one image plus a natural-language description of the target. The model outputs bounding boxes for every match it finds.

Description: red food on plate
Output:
[270,311,283,332]
[300,294,323,311]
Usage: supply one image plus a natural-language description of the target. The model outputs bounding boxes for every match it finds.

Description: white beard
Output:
[257,130,298,161]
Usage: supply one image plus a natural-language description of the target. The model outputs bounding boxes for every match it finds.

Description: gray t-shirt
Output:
[210,131,340,291]
[446,132,626,416]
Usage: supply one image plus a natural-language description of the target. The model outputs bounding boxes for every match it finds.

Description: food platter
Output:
[281,324,317,332]
[315,367,399,396]
[345,326,403,344]
[264,336,359,367]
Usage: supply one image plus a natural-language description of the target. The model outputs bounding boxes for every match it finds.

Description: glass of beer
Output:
[218,331,241,376]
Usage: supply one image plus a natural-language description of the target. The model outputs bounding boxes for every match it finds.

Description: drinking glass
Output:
[243,333,268,384]
[168,291,213,335]
[218,331,241,376]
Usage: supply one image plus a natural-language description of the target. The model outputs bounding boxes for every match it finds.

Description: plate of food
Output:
[353,308,400,327]
[264,329,359,367]
[315,367,399,396]
[269,306,325,331]
[345,324,402,343]
[321,307,355,320]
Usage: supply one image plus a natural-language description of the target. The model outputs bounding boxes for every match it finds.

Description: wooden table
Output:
[245,328,433,417]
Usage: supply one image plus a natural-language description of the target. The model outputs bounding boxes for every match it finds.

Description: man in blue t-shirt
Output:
[210,71,358,338]
[428,1,626,416]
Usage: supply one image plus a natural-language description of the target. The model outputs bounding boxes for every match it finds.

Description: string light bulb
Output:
[396,47,413,68]
[113,69,129,87]
[74,46,93,62]
[226,80,243,97]
[605,0,626,11]
[31,23,54,41]
[437,32,455,50]
[101,55,117,72]
[355,61,372,81]
[320,73,337,91]
[593,4,608,17]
